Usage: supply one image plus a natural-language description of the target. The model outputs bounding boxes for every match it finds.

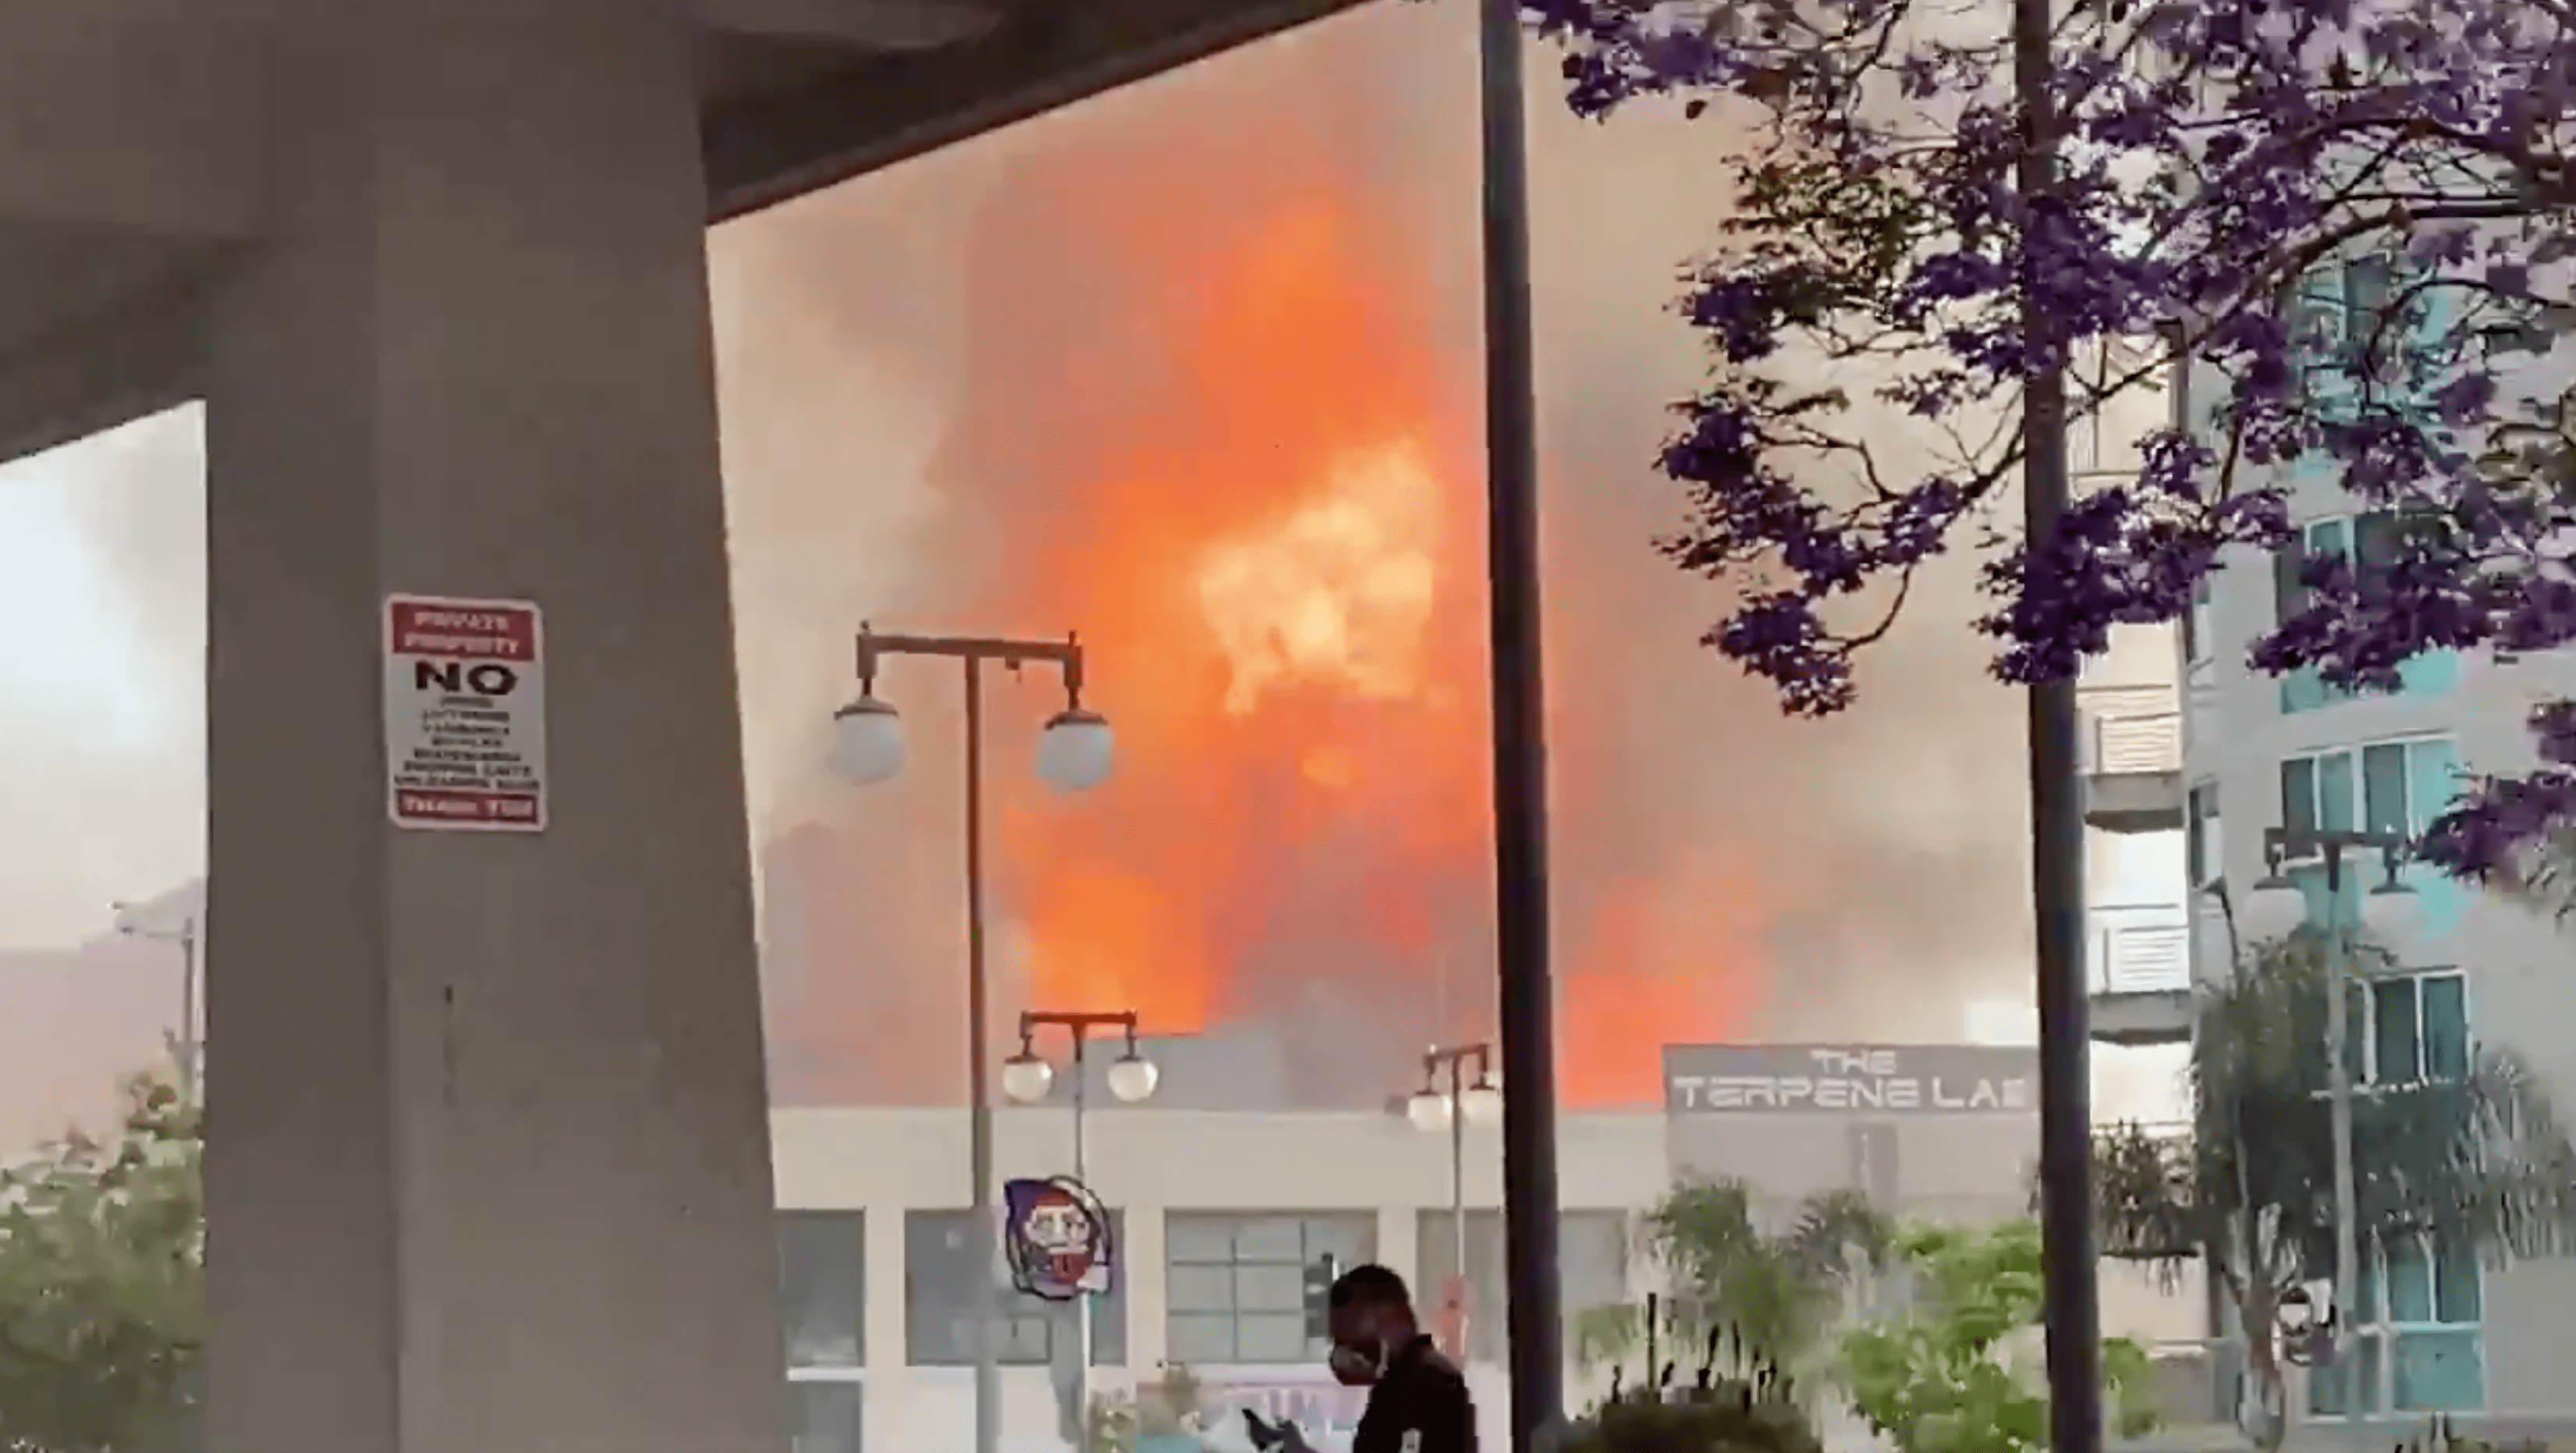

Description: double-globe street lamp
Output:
[829,623,1115,1453]
[2227,825,2422,1412]
[1004,1011,1160,1434]
[1406,1042,1504,1356]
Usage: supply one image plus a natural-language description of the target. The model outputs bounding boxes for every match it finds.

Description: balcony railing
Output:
[2084,709,2182,776]
[2095,917,2190,993]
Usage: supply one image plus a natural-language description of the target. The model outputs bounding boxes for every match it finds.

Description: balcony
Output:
[2092,914,2191,1046]
[2083,707,2185,834]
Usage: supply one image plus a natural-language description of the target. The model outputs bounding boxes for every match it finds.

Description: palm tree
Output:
[1575,1175,1891,1388]
[2089,932,2576,1448]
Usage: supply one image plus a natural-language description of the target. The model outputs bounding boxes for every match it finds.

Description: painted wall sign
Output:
[1662,1044,2038,1115]
[382,595,547,832]
[1002,1174,1114,1300]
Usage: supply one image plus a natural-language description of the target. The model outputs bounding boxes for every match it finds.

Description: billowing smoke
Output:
[715,0,2035,1109]
[0,410,207,947]
[0,1,2052,1135]
[0,408,206,1145]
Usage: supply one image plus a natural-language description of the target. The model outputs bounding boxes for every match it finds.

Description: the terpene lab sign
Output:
[1662,1044,2037,1115]
[381,595,548,833]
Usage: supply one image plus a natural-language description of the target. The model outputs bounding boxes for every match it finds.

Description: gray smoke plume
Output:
[0,2,2077,1126]
[715,0,2041,1108]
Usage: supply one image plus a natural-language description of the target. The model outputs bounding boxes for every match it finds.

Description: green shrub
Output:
[1563,1347,1823,1453]
[1838,1222,2159,1453]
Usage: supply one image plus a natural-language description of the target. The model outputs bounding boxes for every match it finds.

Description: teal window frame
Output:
[2275,511,2460,712]
[2276,737,2464,936]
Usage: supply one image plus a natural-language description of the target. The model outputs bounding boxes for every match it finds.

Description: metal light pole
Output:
[2007,0,2101,1442]
[2250,827,2416,1416]
[1414,1043,1500,1280]
[1009,1009,1160,1442]
[1472,0,1563,1440]
[829,626,1114,1453]
[113,902,201,1103]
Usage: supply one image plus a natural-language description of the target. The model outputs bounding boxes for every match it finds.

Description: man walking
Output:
[1249,1264,1478,1453]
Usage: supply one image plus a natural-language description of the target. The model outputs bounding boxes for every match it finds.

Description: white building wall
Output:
[775,1108,1666,1453]
[770,1105,2204,1453]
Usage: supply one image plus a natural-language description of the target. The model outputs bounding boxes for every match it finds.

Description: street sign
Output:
[382,595,548,832]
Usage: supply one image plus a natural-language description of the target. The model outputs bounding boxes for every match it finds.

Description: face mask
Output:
[1328,1338,1386,1387]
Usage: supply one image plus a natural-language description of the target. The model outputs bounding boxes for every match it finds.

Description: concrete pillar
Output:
[198,7,783,1453]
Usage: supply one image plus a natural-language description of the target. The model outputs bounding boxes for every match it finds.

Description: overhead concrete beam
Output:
[701,0,1367,221]
[0,0,261,239]
[695,0,1002,51]
[0,257,208,468]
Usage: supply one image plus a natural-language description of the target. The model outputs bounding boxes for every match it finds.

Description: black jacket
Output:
[1352,1337,1477,1453]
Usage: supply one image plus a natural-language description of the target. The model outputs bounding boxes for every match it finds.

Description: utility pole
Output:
[1474,0,1565,1439]
[2010,0,2102,1445]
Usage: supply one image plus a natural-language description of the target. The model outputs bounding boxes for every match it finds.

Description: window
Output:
[2354,970,2470,1088]
[2280,748,2358,842]
[2340,255,2403,380]
[2290,253,2436,396]
[2280,738,2457,846]
[1412,1210,1628,1365]
[2184,576,2214,670]
[2310,1231,2484,1417]
[787,1380,864,1453]
[2274,517,2459,712]
[2187,782,2222,890]
[904,1210,1125,1367]
[2278,738,2463,933]
[779,1212,864,1369]
[1165,1213,1372,1365]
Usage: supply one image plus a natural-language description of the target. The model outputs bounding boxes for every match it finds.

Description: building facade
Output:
[763,1106,1660,1453]
[767,1043,2207,1453]
[2170,257,2576,1429]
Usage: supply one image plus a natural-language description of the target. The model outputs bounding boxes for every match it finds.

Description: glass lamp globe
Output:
[1000,1051,1055,1105]
[2363,878,2423,946]
[2240,873,2310,942]
[1034,709,1115,793]
[1106,1051,1160,1104]
[1406,1089,1453,1131]
[829,695,907,786]
[1460,1077,1503,1128]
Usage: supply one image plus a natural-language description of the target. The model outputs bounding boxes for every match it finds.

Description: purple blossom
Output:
[1506,0,2576,877]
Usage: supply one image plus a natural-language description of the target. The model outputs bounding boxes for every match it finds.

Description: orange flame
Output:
[920,13,1761,1103]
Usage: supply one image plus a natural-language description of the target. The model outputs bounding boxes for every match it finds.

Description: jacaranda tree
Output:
[1517,0,2576,881]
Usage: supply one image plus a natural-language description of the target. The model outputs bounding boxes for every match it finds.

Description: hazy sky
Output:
[0,407,207,948]
[0,8,2186,1121]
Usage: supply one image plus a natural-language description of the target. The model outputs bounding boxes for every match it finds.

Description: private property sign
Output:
[382,595,548,832]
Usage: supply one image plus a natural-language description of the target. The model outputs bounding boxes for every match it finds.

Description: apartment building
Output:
[2080,257,2576,1430]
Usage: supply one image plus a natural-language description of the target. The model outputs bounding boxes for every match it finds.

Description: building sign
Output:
[382,595,547,832]
[1663,1044,2037,1115]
